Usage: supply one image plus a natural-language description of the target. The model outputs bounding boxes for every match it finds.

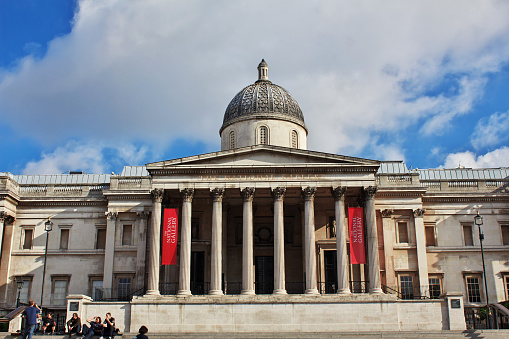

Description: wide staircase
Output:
[1,331,508,339]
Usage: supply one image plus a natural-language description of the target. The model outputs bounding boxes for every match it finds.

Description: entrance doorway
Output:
[191,251,205,294]
[324,250,337,293]
[255,256,274,294]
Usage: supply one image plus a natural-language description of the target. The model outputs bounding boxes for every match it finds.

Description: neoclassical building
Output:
[1,60,508,333]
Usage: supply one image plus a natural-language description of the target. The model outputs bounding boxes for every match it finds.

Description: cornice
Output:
[18,200,107,207]
[423,195,509,203]
[0,193,20,205]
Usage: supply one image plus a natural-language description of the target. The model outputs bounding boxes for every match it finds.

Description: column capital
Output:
[180,188,195,202]
[151,188,164,203]
[331,186,347,200]
[106,211,118,220]
[301,186,316,201]
[413,208,426,218]
[0,212,15,224]
[363,186,378,200]
[137,211,150,220]
[271,187,286,200]
[381,209,394,218]
[240,187,255,201]
[210,188,225,202]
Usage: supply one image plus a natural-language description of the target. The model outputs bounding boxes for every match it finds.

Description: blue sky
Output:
[2,0,509,175]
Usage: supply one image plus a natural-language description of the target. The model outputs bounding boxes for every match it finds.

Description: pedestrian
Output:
[66,312,81,338]
[81,316,104,339]
[103,312,115,338]
[21,300,41,339]
[134,325,148,339]
[42,313,56,335]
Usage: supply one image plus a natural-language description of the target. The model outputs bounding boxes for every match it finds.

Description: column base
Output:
[241,290,255,295]
[337,288,352,295]
[209,290,224,296]
[369,288,384,294]
[144,289,160,296]
[177,290,192,296]
[272,289,287,295]
[305,289,320,295]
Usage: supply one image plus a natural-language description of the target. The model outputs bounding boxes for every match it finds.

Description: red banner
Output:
[349,207,366,264]
[162,208,179,265]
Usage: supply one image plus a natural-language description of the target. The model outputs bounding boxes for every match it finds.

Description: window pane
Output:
[398,222,408,243]
[229,131,235,149]
[400,275,414,299]
[96,229,106,249]
[122,225,132,246]
[425,226,436,246]
[23,229,33,249]
[60,229,69,249]
[291,130,298,148]
[502,226,509,245]
[429,277,441,299]
[466,277,481,303]
[260,127,268,145]
[118,278,131,300]
[53,280,67,306]
[463,225,473,246]
[19,279,30,303]
[92,280,103,301]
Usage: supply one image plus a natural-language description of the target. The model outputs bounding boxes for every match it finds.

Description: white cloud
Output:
[1,0,509,168]
[443,147,509,169]
[471,110,509,149]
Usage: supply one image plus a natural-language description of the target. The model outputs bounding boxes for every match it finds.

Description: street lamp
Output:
[474,211,490,329]
[40,218,53,307]
[16,279,24,308]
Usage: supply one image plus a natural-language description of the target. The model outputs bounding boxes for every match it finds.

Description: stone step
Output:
[1,331,507,339]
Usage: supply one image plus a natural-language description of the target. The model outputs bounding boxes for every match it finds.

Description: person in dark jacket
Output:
[66,313,81,338]
[21,300,41,339]
[134,325,148,339]
[82,316,104,339]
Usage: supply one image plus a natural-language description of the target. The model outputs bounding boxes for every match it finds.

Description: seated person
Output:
[66,313,82,338]
[103,313,116,339]
[42,313,56,335]
[82,316,104,339]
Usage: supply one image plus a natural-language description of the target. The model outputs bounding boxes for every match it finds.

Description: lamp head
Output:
[44,218,53,232]
[16,279,24,290]
[474,211,483,227]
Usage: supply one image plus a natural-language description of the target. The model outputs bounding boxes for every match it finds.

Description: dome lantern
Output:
[257,59,269,81]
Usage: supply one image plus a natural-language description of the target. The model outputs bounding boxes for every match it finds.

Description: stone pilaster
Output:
[332,186,350,294]
[0,213,15,303]
[136,211,150,291]
[146,188,163,296]
[302,187,319,295]
[364,186,383,294]
[178,188,194,295]
[271,187,287,294]
[103,211,118,298]
[413,208,429,298]
[209,188,224,295]
[381,209,396,290]
[241,187,255,295]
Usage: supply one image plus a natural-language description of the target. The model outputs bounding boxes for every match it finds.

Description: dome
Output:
[220,60,307,134]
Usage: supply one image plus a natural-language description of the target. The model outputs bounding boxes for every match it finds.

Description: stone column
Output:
[272,187,287,295]
[103,211,118,298]
[0,213,14,303]
[381,209,396,290]
[364,186,383,294]
[209,188,224,295]
[178,188,194,295]
[135,211,149,291]
[332,186,350,294]
[241,187,255,295]
[302,187,319,295]
[0,212,6,260]
[413,208,429,298]
[146,189,163,295]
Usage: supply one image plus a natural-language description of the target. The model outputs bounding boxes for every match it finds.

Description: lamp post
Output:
[16,279,24,308]
[40,218,53,307]
[474,211,490,329]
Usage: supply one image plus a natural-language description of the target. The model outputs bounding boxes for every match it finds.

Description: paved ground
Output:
[1,330,508,339]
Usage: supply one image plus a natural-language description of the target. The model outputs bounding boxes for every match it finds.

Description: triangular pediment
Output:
[146,145,379,171]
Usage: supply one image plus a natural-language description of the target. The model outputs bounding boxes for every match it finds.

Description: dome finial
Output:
[257,59,269,81]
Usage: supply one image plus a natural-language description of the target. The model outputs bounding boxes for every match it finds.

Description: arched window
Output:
[229,131,235,149]
[291,130,298,148]
[259,126,268,145]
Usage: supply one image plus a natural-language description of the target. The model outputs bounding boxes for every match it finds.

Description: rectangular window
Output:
[52,278,69,306]
[60,229,70,249]
[504,275,509,301]
[465,275,481,303]
[397,222,408,243]
[122,224,132,246]
[502,225,509,246]
[92,280,103,301]
[96,228,106,249]
[425,223,436,247]
[400,275,414,299]
[463,224,474,246]
[22,229,33,249]
[17,277,32,304]
[117,277,131,301]
[429,276,442,299]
